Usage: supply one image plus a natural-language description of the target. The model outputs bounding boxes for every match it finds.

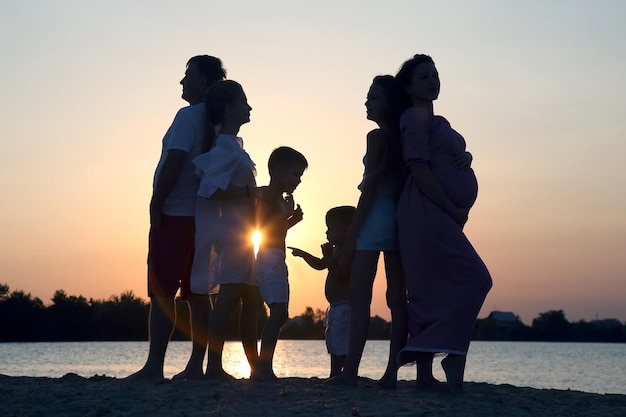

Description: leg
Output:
[377,251,408,389]
[253,302,288,381]
[130,216,194,382]
[415,352,448,392]
[330,354,345,378]
[240,285,262,373]
[327,251,379,385]
[441,354,466,395]
[127,295,176,382]
[206,284,242,380]
[172,293,211,381]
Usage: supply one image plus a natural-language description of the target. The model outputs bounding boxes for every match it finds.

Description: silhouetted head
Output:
[180,55,226,104]
[366,75,407,127]
[395,54,439,108]
[204,80,251,150]
[268,146,308,194]
[325,206,356,245]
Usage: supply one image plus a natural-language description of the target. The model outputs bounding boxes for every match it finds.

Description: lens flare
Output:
[252,230,262,258]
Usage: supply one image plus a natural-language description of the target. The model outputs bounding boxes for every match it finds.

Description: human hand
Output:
[453,151,473,169]
[291,204,303,223]
[284,193,295,215]
[287,246,305,257]
[321,242,333,258]
[150,205,162,229]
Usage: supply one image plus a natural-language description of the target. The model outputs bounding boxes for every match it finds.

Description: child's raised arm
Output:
[287,246,326,270]
[287,203,303,229]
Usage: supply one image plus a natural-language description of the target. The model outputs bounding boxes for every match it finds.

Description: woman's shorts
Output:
[355,193,398,251]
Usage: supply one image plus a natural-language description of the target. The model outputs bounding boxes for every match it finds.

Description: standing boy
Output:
[252,146,308,381]
[288,205,356,377]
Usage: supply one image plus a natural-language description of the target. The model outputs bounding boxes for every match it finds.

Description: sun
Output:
[252,230,262,257]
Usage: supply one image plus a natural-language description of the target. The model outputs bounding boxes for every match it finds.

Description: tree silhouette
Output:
[531,309,573,341]
[1,283,625,342]
[0,287,47,341]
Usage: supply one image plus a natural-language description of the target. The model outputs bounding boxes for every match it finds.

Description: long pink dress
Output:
[397,107,492,363]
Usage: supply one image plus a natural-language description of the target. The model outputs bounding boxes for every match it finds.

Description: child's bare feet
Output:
[441,354,466,395]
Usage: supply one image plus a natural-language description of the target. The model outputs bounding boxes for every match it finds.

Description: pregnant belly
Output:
[435,167,479,209]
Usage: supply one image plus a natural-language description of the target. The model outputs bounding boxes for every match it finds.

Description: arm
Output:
[409,163,468,228]
[150,149,187,228]
[453,151,473,169]
[286,203,303,229]
[401,109,468,228]
[208,184,255,200]
[287,246,326,270]
[338,129,387,271]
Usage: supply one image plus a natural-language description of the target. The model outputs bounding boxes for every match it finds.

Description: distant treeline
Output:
[1,284,624,343]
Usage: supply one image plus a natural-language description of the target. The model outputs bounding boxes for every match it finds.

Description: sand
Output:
[1,374,624,417]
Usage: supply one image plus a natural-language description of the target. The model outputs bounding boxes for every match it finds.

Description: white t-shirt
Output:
[152,103,205,216]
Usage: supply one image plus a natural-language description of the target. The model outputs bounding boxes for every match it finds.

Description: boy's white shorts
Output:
[255,248,289,305]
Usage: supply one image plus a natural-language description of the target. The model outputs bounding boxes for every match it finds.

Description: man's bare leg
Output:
[127,296,175,382]
[172,293,211,381]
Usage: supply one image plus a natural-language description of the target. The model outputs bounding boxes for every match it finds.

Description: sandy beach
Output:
[1,374,624,417]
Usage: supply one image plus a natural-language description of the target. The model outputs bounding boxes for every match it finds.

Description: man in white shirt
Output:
[129,55,226,382]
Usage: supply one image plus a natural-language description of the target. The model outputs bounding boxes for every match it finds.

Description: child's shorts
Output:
[255,248,289,305]
[325,301,351,355]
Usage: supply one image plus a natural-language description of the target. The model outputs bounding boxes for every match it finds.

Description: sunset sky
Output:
[1,1,624,325]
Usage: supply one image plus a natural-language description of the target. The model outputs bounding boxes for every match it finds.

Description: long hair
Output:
[394,54,435,114]
[370,75,408,193]
[203,80,244,152]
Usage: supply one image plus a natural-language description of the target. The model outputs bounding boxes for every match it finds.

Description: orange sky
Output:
[0,1,625,325]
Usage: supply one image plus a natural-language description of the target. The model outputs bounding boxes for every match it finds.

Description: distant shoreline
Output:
[1,374,624,417]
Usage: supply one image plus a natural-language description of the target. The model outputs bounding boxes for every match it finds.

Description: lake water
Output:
[0,340,624,395]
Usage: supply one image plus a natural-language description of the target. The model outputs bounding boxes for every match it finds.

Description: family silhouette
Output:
[129,53,492,395]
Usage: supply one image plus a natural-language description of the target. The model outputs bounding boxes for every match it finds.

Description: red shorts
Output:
[147,215,195,298]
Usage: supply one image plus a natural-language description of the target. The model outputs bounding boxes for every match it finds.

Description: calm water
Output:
[0,341,624,395]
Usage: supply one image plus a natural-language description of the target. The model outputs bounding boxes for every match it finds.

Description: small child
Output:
[253,146,308,381]
[288,205,356,378]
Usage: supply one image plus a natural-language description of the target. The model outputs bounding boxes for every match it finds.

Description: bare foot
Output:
[124,368,166,384]
[205,368,236,382]
[376,372,397,390]
[325,372,358,386]
[441,354,466,395]
[415,377,448,393]
[250,369,279,383]
[171,368,204,382]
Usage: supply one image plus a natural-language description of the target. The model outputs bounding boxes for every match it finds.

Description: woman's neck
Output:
[413,100,434,114]
[219,121,241,136]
